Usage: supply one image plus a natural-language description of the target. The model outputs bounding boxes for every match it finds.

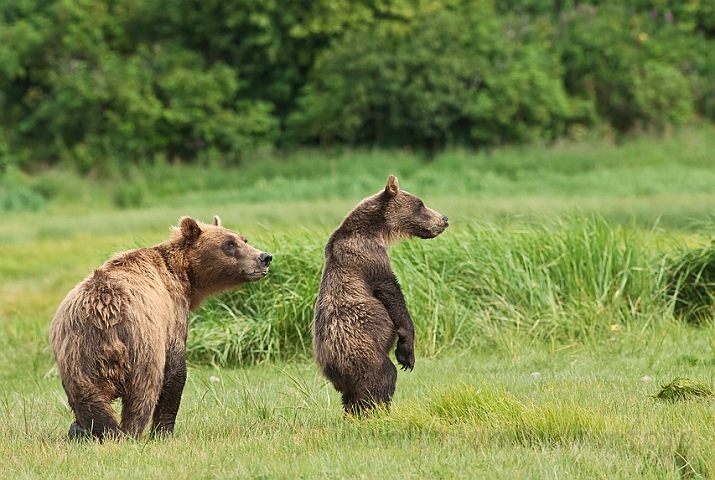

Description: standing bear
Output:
[50,216,272,440]
[313,175,449,415]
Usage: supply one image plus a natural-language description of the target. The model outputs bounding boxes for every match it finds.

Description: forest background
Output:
[2,0,715,181]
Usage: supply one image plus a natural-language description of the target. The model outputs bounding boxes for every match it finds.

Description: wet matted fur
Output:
[50,216,272,440]
[313,175,449,415]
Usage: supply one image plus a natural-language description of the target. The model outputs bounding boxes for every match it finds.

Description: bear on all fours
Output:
[313,175,449,415]
[50,216,272,441]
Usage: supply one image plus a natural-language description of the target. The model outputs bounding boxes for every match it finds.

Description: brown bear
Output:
[49,216,272,440]
[312,175,449,415]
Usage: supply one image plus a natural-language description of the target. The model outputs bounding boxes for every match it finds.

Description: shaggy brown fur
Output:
[49,216,272,440]
[313,175,449,415]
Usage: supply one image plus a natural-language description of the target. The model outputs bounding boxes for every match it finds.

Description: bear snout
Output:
[259,252,273,267]
[435,214,449,230]
[428,216,449,237]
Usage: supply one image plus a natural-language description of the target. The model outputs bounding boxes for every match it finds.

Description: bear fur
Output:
[312,175,449,415]
[49,216,272,440]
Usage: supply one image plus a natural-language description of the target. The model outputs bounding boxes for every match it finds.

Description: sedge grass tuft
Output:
[664,238,715,324]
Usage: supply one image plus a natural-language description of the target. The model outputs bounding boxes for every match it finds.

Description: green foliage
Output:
[1,0,715,168]
[288,3,575,148]
[112,181,146,209]
[0,186,45,212]
[0,166,46,211]
[3,126,715,223]
[556,4,696,133]
[0,0,280,168]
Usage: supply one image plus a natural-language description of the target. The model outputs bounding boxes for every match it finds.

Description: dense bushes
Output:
[1,0,715,169]
[287,6,575,149]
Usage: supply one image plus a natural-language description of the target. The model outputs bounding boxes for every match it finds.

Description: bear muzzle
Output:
[242,253,272,280]
[250,252,272,278]
[429,216,449,237]
[259,252,272,267]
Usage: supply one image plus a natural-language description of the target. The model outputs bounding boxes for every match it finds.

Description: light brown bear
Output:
[313,175,448,415]
[50,216,272,440]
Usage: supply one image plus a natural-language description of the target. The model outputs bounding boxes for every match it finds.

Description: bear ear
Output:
[212,215,222,227]
[385,175,399,197]
[179,217,202,244]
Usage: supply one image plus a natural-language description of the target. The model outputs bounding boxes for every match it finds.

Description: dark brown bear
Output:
[313,175,449,415]
[49,216,272,440]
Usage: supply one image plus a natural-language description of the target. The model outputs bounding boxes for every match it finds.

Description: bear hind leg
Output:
[341,391,362,416]
[344,358,397,416]
[119,390,161,438]
[69,395,121,441]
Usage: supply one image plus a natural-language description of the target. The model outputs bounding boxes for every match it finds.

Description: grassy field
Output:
[3,129,715,478]
[3,334,715,478]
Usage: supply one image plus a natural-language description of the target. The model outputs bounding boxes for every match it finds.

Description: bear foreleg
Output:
[371,274,416,371]
[151,351,187,436]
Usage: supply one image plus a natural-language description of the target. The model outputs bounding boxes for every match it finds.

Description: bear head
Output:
[176,216,272,301]
[382,175,449,242]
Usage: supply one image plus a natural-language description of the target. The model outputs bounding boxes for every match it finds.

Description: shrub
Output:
[288,3,575,149]
[556,4,695,134]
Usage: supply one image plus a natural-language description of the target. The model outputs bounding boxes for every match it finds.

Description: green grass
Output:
[4,130,715,478]
[5,125,715,228]
[3,330,715,478]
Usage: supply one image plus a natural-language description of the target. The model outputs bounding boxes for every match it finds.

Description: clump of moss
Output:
[653,377,714,402]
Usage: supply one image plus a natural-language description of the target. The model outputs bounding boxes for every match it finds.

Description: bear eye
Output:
[226,239,237,248]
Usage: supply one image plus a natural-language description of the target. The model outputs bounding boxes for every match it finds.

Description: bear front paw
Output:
[395,346,415,371]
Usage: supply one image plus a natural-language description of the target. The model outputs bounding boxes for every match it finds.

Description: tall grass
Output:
[395,216,661,354]
[663,232,715,324]
[187,232,324,365]
[188,216,677,366]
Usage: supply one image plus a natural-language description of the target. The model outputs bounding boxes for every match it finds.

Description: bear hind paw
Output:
[67,422,92,441]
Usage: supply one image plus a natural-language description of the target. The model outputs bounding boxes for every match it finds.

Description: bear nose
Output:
[442,215,449,223]
[259,252,272,267]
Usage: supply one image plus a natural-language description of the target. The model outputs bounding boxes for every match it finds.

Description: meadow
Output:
[3,129,715,478]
